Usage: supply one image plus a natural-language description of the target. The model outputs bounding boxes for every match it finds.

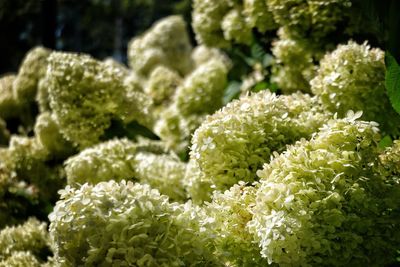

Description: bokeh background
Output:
[2,0,400,75]
[0,0,192,74]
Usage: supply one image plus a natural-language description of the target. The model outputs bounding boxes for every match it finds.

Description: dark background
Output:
[0,0,399,75]
[0,0,192,74]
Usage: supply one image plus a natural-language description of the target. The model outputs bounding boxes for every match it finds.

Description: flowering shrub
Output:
[249,115,400,266]
[0,4,399,267]
[49,181,218,266]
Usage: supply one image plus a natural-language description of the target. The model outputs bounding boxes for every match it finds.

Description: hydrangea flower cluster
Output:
[0,47,51,130]
[267,0,352,42]
[189,91,330,202]
[249,115,400,266]
[133,151,187,201]
[153,52,229,154]
[191,45,231,69]
[46,51,153,149]
[128,16,230,153]
[0,75,20,121]
[311,41,400,135]
[271,28,320,93]
[65,138,187,201]
[3,136,64,204]
[203,182,269,266]
[64,138,138,186]
[193,0,353,49]
[1,7,400,267]
[34,112,75,159]
[379,140,400,173]
[128,16,193,76]
[0,111,70,228]
[0,149,32,228]
[0,218,51,265]
[0,251,41,267]
[192,0,276,48]
[49,181,219,266]
[145,66,181,107]
[13,47,50,104]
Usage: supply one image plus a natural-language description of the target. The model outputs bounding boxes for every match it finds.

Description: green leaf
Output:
[269,83,279,93]
[385,52,400,115]
[223,81,241,104]
[244,57,257,66]
[251,81,269,92]
[251,81,279,93]
[251,43,265,62]
[378,135,393,149]
[262,53,274,68]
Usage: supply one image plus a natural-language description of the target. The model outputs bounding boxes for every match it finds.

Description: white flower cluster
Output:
[49,181,219,266]
[311,41,400,135]
[0,218,51,266]
[188,91,331,202]
[249,117,398,266]
[192,0,276,47]
[1,7,400,267]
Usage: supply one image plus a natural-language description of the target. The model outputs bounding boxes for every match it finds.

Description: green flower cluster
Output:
[128,16,230,153]
[46,51,152,149]
[0,251,41,267]
[249,115,400,266]
[311,41,400,135]
[271,28,320,93]
[145,66,181,107]
[0,108,73,228]
[0,218,51,266]
[34,112,75,159]
[65,138,187,201]
[379,140,400,174]
[13,47,50,104]
[189,90,330,202]
[49,181,219,266]
[1,9,400,267]
[175,60,228,116]
[0,47,50,129]
[128,16,193,76]
[133,151,187,201]
[0,136,65,227]
[267,0,352,42]
[5,136,56,192]
[0,75,19,122]
[191,45,231,69]
[192,0,276,48]
[268,0,353,95]
[193,0,353,49]
[203,182,269,266]
[65,138,137,187]
[152,51,229,154]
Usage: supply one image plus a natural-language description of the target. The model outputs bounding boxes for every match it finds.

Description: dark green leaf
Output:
[231,47,255,67]
[223,81,242,104]
[244,57,257,66]
[251,81,279,93]
[378,135,393,149]
[251,43,265,62]
[251,81,269,92]
[268,81,279,93]
[262,53,274,67]
[385,52,400,115]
